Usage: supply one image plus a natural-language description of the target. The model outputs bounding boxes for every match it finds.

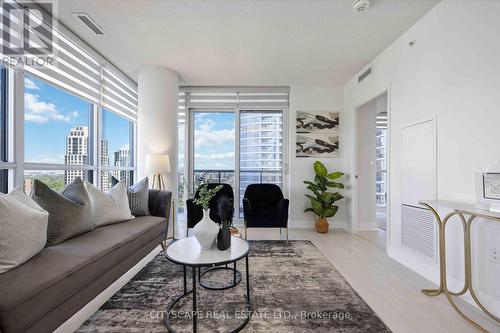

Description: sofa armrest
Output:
[278,198,289,216]
[148,189,172,219]
[243,198,252,217]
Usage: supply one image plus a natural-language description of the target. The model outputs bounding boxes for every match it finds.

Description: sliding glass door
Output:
[189,109,286,221]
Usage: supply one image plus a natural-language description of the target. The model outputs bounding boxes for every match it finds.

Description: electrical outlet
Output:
[491,248,500,266]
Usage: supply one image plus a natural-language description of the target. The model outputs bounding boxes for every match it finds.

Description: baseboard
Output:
[387,244,479,310]
[357,222,378,231]
[290,219,348,230]
[54,246,162,333]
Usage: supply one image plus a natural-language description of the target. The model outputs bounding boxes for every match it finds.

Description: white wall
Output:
[343,0,500,312]
[288,84,348,229]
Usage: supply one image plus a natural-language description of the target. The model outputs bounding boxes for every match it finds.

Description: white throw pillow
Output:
[0,187,49,273]
[85,181,135,228]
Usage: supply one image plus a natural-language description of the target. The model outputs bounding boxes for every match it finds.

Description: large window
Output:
[186,108,286,221]
[21,75,136,193]
[23,75,95,191]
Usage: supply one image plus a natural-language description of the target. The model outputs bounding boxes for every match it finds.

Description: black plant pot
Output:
[217,221,231,250]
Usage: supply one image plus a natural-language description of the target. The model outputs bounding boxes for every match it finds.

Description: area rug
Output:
[77,241,391,332]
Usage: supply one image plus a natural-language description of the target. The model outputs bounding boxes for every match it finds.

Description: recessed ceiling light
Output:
[72,13,106,36]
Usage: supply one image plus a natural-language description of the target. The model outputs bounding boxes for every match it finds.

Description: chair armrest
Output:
[148,189,172,219]
[243,198,252,217]
[278,198,289,215]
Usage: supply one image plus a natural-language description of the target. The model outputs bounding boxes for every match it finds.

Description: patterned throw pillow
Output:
[85,180,135,228]
[32,177,94,246]
[127,177,150,216]
[0,187,49,273]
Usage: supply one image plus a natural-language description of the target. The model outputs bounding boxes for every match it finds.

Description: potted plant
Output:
[304,161,344,233]
[190,174,223,249]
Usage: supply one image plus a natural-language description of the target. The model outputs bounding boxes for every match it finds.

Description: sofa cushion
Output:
[32,178,94,246]
[0,187,49,273]
[0,216,165,333]
[85,180,134,228]
[127,177,150,216]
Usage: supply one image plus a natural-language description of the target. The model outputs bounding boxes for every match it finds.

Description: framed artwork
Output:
[296,111,340,157]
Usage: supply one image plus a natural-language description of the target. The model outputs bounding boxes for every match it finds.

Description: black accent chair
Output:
[186,183,234,236]
[243,184,289,243]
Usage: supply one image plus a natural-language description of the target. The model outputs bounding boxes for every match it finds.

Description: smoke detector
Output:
[353,0,371,13]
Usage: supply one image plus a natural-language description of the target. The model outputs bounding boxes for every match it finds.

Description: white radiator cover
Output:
[401,204,437,260]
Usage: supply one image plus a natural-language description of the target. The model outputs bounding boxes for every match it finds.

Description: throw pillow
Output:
[86,180,135,228]
[0,187,49,273]
[32,177,93,246]
[127,177,150,216]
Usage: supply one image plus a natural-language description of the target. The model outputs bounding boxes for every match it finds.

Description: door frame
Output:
[353,87,391,251]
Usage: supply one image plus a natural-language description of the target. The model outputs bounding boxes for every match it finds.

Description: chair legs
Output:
[244,222,248,240]
[286,226,289,245]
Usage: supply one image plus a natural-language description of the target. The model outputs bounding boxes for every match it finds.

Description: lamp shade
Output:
[145,154,171,173]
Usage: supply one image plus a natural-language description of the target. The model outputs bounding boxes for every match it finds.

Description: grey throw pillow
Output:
[0,187,49,273]
[85,180,135,228]
[127,177,150,216]
[32,177,94,246]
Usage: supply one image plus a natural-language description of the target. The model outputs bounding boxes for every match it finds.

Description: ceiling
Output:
[55,0,440,85]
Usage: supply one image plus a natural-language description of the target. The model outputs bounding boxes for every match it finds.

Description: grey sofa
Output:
[0,189,171,333]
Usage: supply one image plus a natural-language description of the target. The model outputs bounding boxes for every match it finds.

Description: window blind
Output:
[179,87,289,110]
[0,2,138,120]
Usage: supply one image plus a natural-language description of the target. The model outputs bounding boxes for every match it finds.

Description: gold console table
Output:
[419,200,500,332]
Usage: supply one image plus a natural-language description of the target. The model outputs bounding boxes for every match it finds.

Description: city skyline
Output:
[24,75,131,165]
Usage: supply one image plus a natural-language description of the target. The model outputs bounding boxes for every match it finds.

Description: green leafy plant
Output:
[304,161,344,219]
[190,173,223,210]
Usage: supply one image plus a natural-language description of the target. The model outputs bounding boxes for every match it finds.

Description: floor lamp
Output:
[145,154,176,247]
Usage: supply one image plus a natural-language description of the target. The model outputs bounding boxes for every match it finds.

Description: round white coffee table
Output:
[164,236,251,333]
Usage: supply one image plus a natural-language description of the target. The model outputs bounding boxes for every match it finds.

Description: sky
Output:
[193,112,235,170]
[24,75,130,165]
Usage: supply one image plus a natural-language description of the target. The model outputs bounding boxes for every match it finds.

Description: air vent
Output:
[72,13,106,36]
[401,204,437,260]
[358,66,372,83]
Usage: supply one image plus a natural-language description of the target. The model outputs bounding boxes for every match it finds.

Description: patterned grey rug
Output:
[78,241,391,332]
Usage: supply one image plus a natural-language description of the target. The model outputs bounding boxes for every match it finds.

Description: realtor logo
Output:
[1,0,57,67]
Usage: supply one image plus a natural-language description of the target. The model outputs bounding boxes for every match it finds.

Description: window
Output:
[24,75,93,165]
[99,109,134,191]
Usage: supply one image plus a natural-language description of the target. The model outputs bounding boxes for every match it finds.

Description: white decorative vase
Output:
[193,209,219,250]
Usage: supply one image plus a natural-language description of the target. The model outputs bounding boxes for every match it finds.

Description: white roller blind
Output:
[102,66,138,120]
[180,87,289,110]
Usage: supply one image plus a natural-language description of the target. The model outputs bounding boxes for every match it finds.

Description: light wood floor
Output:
[59,226,498,333]
[245,227,498,333]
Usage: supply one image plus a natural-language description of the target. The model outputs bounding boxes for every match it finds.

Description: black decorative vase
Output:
[217,221,231,250]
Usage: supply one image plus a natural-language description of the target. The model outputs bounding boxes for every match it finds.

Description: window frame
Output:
[186,107,289,223]
[0,66,8,193]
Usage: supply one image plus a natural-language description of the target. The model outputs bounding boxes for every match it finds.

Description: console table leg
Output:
[192,266,197,333]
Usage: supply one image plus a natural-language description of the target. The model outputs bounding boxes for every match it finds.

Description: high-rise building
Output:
[64,126,88,184]
[113,145,130,184]
[239,112,283,214]
[99,139,110,190]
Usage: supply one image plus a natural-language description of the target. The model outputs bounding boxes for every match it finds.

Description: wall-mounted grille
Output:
[401,204,436,260]
[358,66,372,83]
